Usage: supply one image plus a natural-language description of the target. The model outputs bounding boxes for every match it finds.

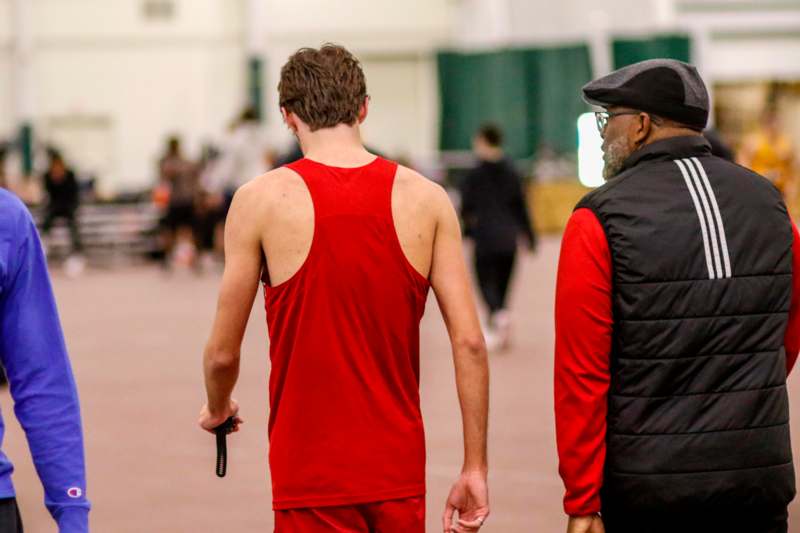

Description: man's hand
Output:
[198,398,243,434]
[442,470,489,532]
[567,514,605,533]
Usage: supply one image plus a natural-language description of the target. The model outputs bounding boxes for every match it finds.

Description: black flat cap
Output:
[582,59,709,130]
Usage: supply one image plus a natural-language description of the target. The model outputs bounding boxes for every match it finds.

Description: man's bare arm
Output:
[199,183,264,432]
[429,186,490,531]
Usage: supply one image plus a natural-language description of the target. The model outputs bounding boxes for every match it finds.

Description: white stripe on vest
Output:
[675,159,715,279]
[690,157,732,278]
[674,158,732,279]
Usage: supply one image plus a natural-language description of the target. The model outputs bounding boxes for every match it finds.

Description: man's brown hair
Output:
[278,44,367,131]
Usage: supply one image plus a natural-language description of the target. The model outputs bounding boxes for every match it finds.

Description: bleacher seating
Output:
[30,203,162,265]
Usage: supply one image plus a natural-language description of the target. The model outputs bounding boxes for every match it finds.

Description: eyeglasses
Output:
[594,111,641,134]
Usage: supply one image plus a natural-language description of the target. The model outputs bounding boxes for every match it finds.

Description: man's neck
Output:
[482,148,504,163]
[298,124,373,167]
[641,128,702,149]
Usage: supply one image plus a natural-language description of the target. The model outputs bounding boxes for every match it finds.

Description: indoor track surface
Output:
[3,236,800,532]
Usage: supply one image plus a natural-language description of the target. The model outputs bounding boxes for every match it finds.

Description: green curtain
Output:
[437,50,528,158]
[248,57,264,121]
[522,46,593,155]
[19,123,33,177]
[437,44,592,157]
[612,35,691,68]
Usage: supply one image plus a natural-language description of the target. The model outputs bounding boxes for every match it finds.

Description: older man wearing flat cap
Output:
[554,58,800,533]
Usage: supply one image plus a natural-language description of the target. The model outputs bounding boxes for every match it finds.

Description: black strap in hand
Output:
[214,417,236,478]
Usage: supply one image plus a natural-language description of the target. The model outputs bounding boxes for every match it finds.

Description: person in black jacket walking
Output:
[461,124,536,351]
[555,59,798,533]
[41,152,83,256]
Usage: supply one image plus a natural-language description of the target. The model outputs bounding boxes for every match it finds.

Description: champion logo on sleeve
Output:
[67,487,83,498]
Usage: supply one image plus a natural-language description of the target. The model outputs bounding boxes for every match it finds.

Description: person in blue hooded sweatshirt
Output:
[0,188,90,532]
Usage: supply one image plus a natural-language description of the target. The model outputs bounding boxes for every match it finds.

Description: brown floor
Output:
[2,236,800,532]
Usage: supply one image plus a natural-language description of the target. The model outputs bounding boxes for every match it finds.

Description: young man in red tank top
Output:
[198,44,490,533]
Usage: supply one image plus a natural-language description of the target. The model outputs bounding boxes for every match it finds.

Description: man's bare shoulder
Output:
[394,164,450,213]
[233,167,307,210]
[241,167,305,198]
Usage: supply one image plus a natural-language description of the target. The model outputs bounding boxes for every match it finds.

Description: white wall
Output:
[450,0,680,87]
[359,56,438,159]
[452,0,673,48]
[0,0,13,138]
[509,0,668,43]
[675,2,800,83]
[707,35,800,82]
[8,0,453,191]
[0,54,10,139]
[33,0,241,40]
[34,44,245,193]
[262,0,451,50]
[6,0,800,193]
[19,0,247,193]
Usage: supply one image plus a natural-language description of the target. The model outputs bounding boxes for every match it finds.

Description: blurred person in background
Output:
[194,144,225,270]
[739,109,796,201]
[0,145,7,189]
[556,59,798,533]
[201,108,270,259]
[0,188,90,532]
[193,191,220,272]
[40,151,85,274]
[204,107,269,218]
[158,136,199,269]
[198,44,489,533]
[461,123,536,351]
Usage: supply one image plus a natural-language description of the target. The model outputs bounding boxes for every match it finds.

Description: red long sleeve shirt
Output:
[554,207,800,517]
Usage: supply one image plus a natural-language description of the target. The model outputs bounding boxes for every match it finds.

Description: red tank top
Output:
[264,157,430,510]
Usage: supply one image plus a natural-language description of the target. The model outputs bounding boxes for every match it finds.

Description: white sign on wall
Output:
[577,112,605,188]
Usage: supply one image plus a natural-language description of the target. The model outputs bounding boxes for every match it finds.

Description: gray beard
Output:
[602,137,630,180]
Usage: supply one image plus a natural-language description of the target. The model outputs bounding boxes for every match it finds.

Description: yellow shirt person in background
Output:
[739,111,796,208]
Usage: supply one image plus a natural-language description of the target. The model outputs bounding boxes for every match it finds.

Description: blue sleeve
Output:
[0,202,90,532]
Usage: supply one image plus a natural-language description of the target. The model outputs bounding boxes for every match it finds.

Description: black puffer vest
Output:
[577,136,796,525]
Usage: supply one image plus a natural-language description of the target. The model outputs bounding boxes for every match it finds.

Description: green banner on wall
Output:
[522,46,594,157]
[437,45,592,157]
[438,50,528,157]
[19,123,33,177]
[612,34,692,69]
[248,56,264,121]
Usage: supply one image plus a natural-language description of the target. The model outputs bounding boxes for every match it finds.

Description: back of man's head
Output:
[477,124,503,148]
[279,44,367,132]
[166,136,181,156]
